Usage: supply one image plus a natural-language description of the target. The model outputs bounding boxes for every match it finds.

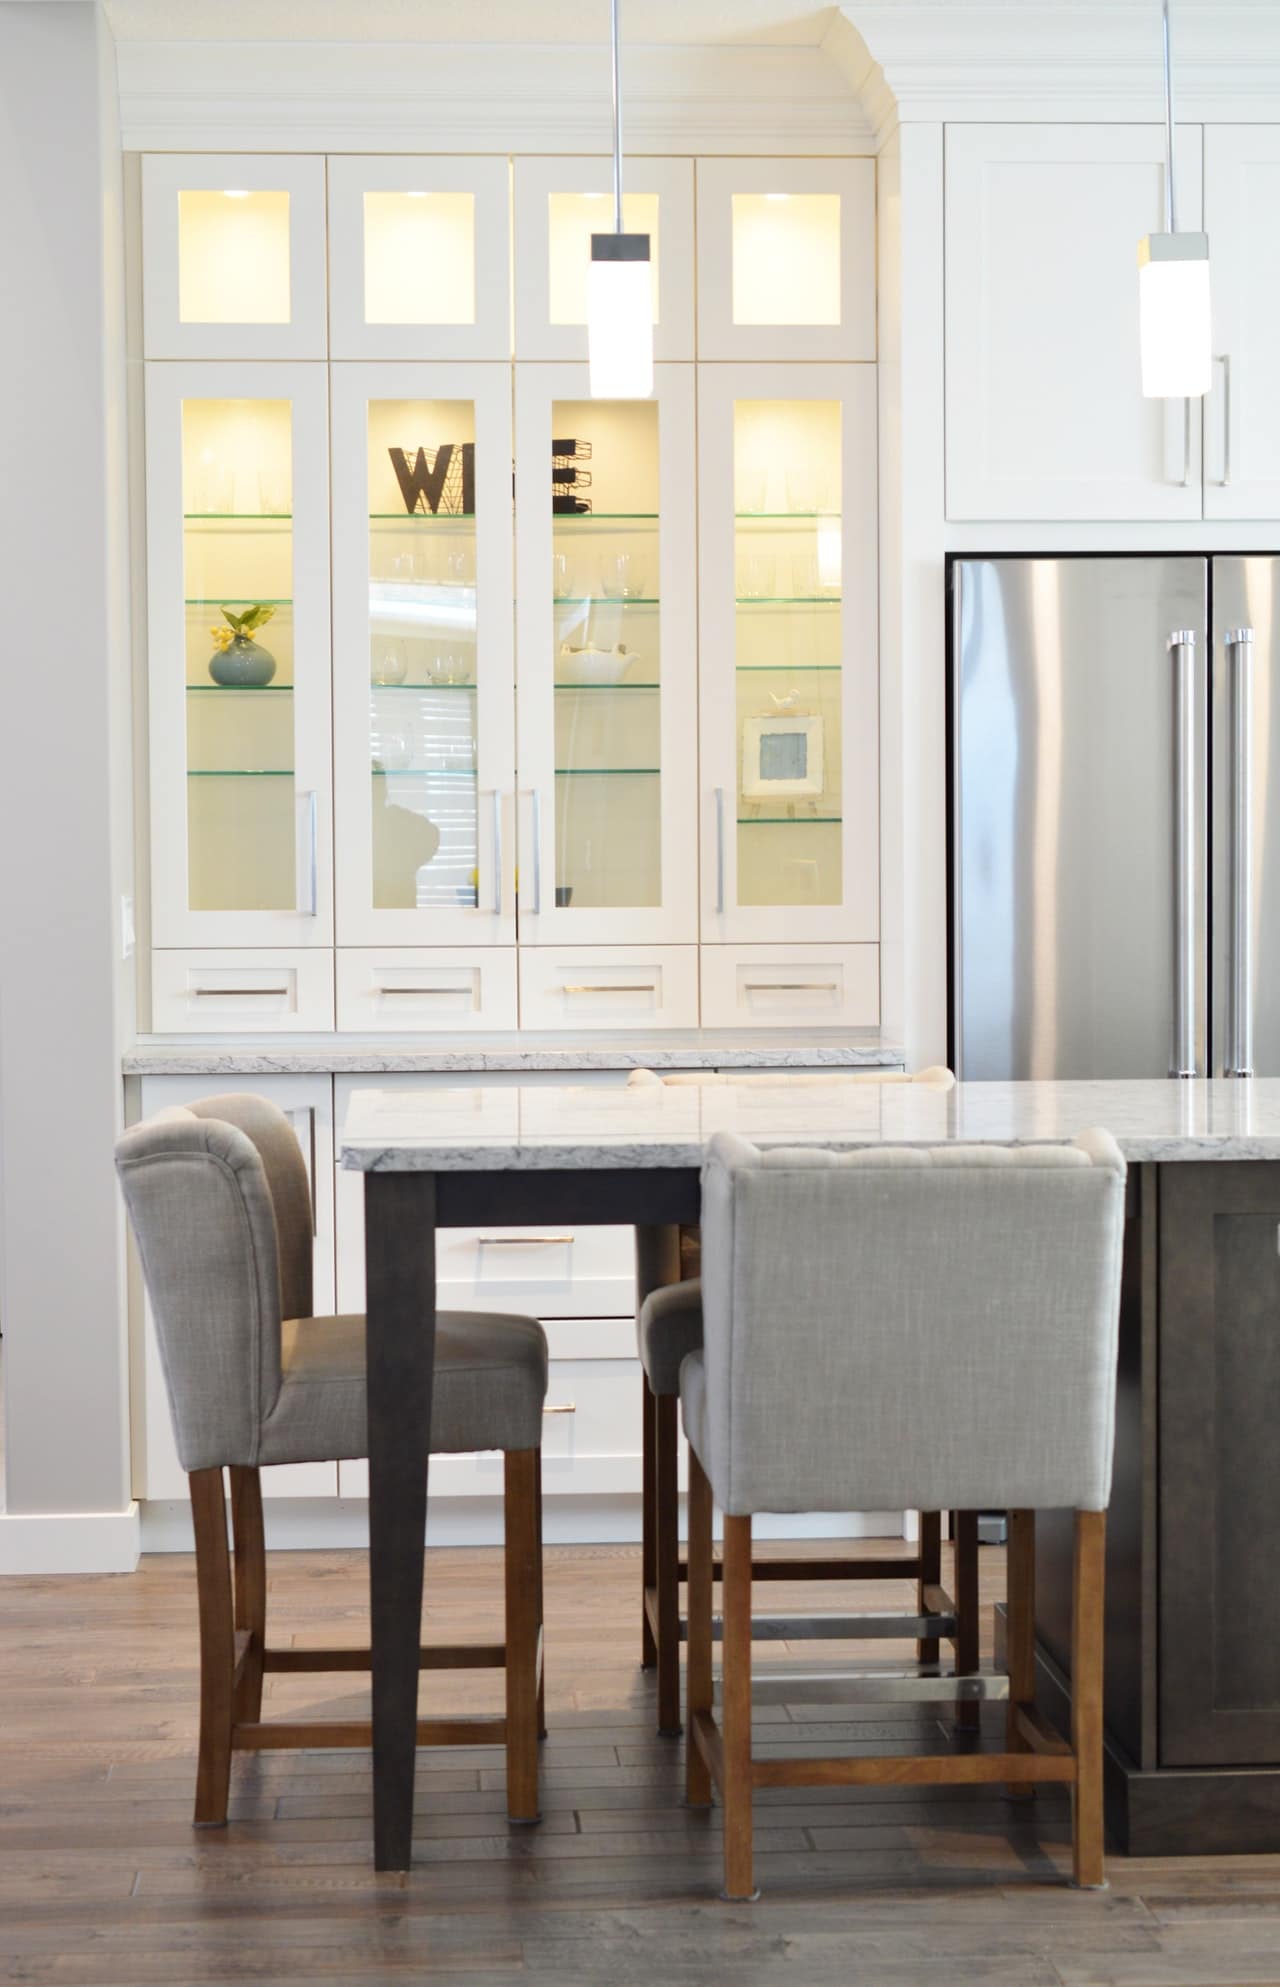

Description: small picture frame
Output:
[741,714,825,798]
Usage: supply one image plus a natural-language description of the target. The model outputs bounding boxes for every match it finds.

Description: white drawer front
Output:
[518,946,699,1031]
[700,944,879,1029]
[338,1337,643,1501]
[151,949,334,1032]
[336,948,518,1032]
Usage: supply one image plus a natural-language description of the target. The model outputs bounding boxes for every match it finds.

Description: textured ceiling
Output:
[102,0,838,44]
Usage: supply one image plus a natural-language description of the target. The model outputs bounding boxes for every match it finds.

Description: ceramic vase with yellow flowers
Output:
[208,603,278,687]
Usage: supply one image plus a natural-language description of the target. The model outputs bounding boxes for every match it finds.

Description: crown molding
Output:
[115,39,874,154]
[828,5,1280,146]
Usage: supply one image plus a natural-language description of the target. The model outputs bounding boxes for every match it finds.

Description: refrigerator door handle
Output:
[1226,627,1256,1077]
[1170,630,1199,1078]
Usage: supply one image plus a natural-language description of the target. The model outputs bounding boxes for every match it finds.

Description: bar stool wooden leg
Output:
[641,1374,658,1669]
[721,1513,757,1902]
[655,1392,683,1736]
[1005,1508,1036,1799]
[954,1510,981,1733]
[534,1457,547,1740]
[503,1447,542,1825]
[228,1466,266,1726]
[685,1449,713,1809]
[1071,1509,1107,1888]
[917,1509,942,1666]
[189,1467,235,1828]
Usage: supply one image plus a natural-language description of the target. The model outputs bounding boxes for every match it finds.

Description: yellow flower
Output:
[210,625,234,651]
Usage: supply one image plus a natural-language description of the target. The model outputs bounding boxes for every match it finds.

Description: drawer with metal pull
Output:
[518,945,699,1030]
[699,943,879,1028]
[150,949,335,1032]
[336,948,518,1032]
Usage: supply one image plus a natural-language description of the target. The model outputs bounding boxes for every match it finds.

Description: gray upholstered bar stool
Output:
[115,1093,548,1830]
[633,1065,966,1737]
[681,1129,1126,1901]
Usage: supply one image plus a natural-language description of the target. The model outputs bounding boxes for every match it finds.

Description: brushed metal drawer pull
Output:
[193,986,291,998]
[561,983,655,995]
[543,1402,576,1415]
[477,1235,575,1246]
[743,981,840,993]
[375,985,473,996]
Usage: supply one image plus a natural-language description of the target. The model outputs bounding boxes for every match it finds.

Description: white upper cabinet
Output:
[141,156,328,360]
[513,362,699,948]
[697,363,879,948]
[695,159,875,363]
[1203,128,1280,520]
[330,362,516,952]
[513,157,695,361]
[327,157,511,361]
[945,125,1204,522]
[145,362,334,951]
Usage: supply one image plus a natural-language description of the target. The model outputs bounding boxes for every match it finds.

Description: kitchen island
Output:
[341,1074,1280,1861]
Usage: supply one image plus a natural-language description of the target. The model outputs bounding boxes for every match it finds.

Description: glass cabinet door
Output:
[695,159,875,362]
[697,363,879,945]
[327,158,511,361]
[514,363,698,944]
[513,158,694,361]
[331,363,515,949]
[141,156,327,360]
[145,362,333,948]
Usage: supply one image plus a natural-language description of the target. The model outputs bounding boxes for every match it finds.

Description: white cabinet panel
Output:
[695,158,875,363]
[1203,128,1280,519]
[945,124,1204,522]
[327,157,511,361]
[700,943,879,1029]
[517,945,699,1030]
[513,156,694,362]
[336,947,517,1032]
[152,949,335,1032]
[141,156,328,361]
[133,1074,337,1502]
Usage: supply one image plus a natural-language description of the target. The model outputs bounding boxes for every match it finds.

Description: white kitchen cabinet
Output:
[945,124,1204,522]
[133,1074,338,1502]
[327,156,511,362]
[335,948,517,1032]
[330,362,516,949]
[517,945,700,1030]
[151,949,335,1032]
[513,362,699,948]
[141,155,328,361]
[145,362,334,955]
[699,943,879,1029]
[512,156,695,362]
[697,363,879,947]
[695,158,875,363]
[1203,127,1280,519]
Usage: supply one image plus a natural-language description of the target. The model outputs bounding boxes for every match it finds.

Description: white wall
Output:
[0,1,137,1565]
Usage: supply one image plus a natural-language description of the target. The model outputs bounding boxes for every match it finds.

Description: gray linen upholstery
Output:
[638,1278,704,1396]
[680,1130,1126,1518]
[116,1099,546,1472]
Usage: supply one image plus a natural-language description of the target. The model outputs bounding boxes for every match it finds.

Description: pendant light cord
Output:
[1162,0,1178,233]
[610,0,624,234]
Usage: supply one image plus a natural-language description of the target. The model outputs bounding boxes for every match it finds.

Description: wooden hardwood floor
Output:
[2,1536,1278,1986]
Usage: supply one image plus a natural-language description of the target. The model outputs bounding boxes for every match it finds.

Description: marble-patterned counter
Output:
[123,1028,902,1077]
[339,1075,1280,1170]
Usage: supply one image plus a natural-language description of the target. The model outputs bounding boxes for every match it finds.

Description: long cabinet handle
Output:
[1227,627,1255,1077]
[1181,397,1192,488]
[1170,629,1198,1077]
[714,787,726,914]
[531,788,544,917]
[743,981,840,993]
[375,985,473,997]
[193,985,291,998]
[560,984,655,995]
[490,788,503,918]
[1215,354,1232,486]
[297,790,318,917]
[477,1235,575,1246]
[543,1403,576,1416]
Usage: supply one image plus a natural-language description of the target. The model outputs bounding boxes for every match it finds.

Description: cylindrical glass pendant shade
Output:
[1138,232,1212,398]
[587,233,653,398]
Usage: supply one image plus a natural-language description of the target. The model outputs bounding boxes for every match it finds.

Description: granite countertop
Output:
[123,1029,903,1076]
[340,1076,1280,1171]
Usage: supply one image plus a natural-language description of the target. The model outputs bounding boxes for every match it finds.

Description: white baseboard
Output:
[139,1496,907,1554]
[0,1504,141,1575]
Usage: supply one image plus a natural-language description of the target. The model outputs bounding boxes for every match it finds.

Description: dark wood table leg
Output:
[365,1170,437,1873]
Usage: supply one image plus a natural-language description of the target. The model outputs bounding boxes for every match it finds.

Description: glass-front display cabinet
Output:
[513,158,694,360]
[145,362,334,955]
[514,363,698,948]
[327,157,511,361]
[141,156,327,360]
[697,363,879,947]
[331,364,516,979]
[695,159,876,362]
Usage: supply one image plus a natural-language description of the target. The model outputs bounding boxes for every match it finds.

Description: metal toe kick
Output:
[683,1611,958,1645]
[732,1665,1010,1708]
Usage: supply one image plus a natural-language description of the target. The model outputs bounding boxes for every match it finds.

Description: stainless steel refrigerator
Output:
[951,554,1280,1081]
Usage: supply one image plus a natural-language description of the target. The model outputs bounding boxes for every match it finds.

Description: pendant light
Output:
[587,0,653,398]
[1138,0,1211,398]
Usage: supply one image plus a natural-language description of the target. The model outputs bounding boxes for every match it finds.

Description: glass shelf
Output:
[186,597,293,606]
[371,766,477,778]
[738,814,843,825]
[370,680,476,692]
[183,512,292,522]
[554,680,660,692]
[187,684,294,694]
[735,596,841,607]
[736,664,841,674]
[735,511,841,521]
[188,768,293,778]
[552,512,659,522]
[554,596,659,608]
[369,511,475,521]
[555,767,660,777]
